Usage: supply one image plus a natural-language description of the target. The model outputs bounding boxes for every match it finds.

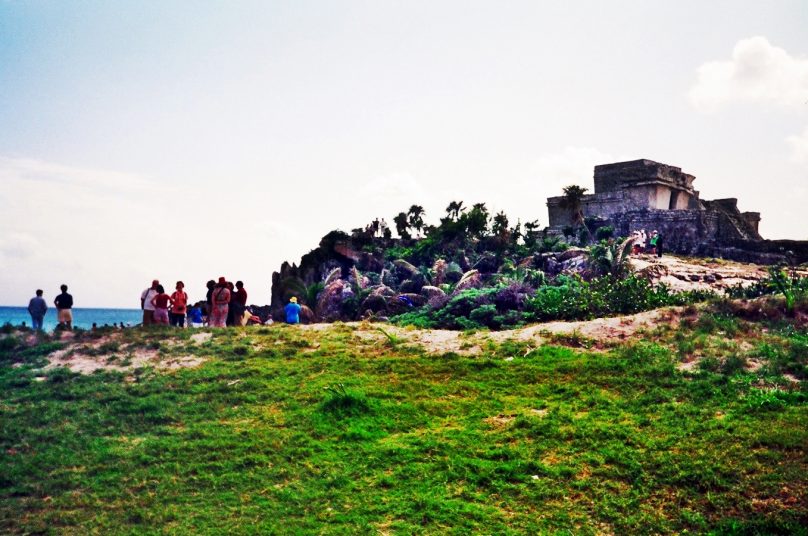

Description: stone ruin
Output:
[547,159,807,264]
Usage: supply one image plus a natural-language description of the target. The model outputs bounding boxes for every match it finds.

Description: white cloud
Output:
[689,36,808,113]
[786,125,808,165]
[0,156,167,194]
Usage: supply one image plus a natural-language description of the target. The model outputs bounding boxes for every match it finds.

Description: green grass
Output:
[0,316,806,535]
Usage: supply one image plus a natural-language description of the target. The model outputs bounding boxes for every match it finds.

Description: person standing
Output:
[150,285,171,325]
[655,231,664,258]
[230,281,248,326]
[209,277,231,327]
[225,281,237,326]
[28,289,48,331]
[54,284,73,330]
[169,281,188,327]
[205,280,215,321]
[141,280,160,326]
[284,297,301,324]
[649,230,659,256]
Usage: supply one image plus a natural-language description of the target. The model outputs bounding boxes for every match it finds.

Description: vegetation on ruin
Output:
[1,296,806,534]
[275,198,744,328]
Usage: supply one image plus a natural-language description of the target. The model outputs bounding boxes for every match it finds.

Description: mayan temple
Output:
[546,159,806,263]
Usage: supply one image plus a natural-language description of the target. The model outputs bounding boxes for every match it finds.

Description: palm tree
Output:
[590,236,635,278]
[393,212,411,240]
[445,201,465,221]
[560,185,593,243]
[407,205,425,237]
[466,203,489,238]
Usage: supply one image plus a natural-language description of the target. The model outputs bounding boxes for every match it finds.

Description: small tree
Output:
[560,185,593,243]
[446,201,465,221]
[590,236,635,278]
[393,212,411,240]
[465,203,489,238]
[523,220,541,250]
[407,205,425,237]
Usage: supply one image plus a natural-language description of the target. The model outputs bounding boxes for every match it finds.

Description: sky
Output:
[1,0,807,308]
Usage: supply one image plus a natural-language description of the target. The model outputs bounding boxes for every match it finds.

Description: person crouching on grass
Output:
[284,296,301,324]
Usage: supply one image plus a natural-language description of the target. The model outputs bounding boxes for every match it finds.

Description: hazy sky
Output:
[1,1,807,307]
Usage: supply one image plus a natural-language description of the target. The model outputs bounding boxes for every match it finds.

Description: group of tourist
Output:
[24,278,303,331]
[630,229,664,257]
[140,277,300,328]
[141,278,254,328]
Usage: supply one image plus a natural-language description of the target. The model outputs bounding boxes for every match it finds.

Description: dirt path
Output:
[333,307,682,355]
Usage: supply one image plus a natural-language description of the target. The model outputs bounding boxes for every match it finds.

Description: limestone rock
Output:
[393,259,419,278]
[454,270,482,293]
[420,285,446,300]
[316,280,347,321]
[432,259,447,286]
[557,247,588,263]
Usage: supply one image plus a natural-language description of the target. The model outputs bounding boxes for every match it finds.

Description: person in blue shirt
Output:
[28,289,48,330]
[187,304,204,327]
[284,296,302,324]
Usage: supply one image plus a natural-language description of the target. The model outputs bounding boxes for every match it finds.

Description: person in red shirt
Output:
[150,285,171,325]
[169,281,188,328]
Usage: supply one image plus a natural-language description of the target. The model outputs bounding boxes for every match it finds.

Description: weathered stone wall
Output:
[610,209,716,255]
[593,159,697,195]
[545,159,777,262]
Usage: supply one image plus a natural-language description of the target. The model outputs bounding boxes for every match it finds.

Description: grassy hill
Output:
[1,298,806,534]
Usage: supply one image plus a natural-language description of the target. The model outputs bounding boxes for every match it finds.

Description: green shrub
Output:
[391,275,713,330]
[320,384,372,417]
[595,225,614,240]
[469,304,498,328]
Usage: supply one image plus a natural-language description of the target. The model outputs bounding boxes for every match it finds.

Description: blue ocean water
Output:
[0,306,143,331]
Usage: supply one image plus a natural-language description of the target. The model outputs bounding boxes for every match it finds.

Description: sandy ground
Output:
[38,333,208,375]
[340,307,681,356]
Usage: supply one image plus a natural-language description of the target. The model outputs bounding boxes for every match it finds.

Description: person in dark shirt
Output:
[205,280,215,321]
[655,231,664,258]
[235,281,248,307]
[230,281,248,326]
[54,284,73,330]
[28,289,48,330]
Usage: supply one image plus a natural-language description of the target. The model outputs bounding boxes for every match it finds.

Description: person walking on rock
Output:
[141,280,160,326]
[28,289,48,331]
[210,277,231,327]
[284,296,301,325]
[54,284,73,330]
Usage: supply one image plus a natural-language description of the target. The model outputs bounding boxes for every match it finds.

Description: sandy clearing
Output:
[349,307,682,355]
[41,336,206,375]
[190,332,212,344]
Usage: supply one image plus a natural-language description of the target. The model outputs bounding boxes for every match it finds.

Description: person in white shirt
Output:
[140,279,160,326]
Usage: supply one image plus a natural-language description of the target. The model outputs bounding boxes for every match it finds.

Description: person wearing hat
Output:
[284,296,302,324]
[140,279,160,326]
[209,277,231,327]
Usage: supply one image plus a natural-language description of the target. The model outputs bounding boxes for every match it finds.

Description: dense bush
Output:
[392,275,714,330]
[725,267,808,302]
